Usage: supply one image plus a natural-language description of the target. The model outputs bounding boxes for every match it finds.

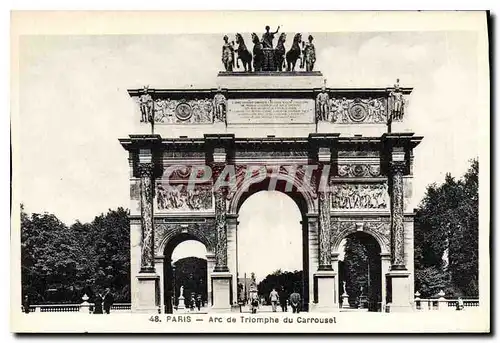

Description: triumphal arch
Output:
[119,30,422,313]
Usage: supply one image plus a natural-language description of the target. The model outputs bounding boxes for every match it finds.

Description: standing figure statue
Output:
[235,33,252,72]
[302,35,316,71]
[261,25,280,49]
[251,33,264,72]
[213,87,227,123]
[389,79,405,121]
[139,86,154,123]
[179,286,184,298]
[342,281,347,295]
[221,35,235,72]
[286,33,303,71]
[316,83,330,121]
[275,33,287,71]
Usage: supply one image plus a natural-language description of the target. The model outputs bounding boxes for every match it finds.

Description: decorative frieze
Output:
[331,183,389,210]
[337,163,381,178]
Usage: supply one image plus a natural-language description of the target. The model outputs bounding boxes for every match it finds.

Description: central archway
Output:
[230,177,312,312]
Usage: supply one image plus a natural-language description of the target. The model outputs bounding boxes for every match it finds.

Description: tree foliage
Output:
[414,159,478,298]
[21,207,130,304]
[342,233,381,308]
[173,257,207,303]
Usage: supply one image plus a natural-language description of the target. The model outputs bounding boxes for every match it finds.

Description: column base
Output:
[314,270,337,312]
[387,269,412,313]
[134,273,160,313]
[211,272,232,312]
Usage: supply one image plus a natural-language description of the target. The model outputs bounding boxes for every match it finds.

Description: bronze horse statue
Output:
[251,33,264,72]
[286,33,303,72]
[235,33,252,72]
[275,32,287,71]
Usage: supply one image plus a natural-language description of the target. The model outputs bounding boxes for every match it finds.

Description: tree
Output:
[20,206,131,303]
[174,257,207,303]
[414,159,478,298]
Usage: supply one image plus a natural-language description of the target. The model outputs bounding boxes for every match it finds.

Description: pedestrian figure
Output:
[279,287,288,312]
[22,295,31,314]
[190,294,196,312]
[103,288,114,314]
[270,288,279,312]
[196,294,202,311]
[93,293,103,314]
[289,289,301,313]
[251,294,259,314]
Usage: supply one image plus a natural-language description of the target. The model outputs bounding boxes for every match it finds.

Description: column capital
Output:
[389,160,406,175]
[137,162,155,177]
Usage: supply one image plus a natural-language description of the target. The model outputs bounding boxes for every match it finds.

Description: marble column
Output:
[387,158,411,312]
[313,154,336,312]
[318,189,332,271]
[135,160,160,313]
[390,161,406,270]
[138,162,155,273]
[214,183,229,273]
[210,162,232,312]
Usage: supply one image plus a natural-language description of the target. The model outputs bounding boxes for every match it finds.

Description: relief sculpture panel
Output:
[155,183,213,211]
[327,97,387,124]
[149,98,214,124]
[331,183,389,210]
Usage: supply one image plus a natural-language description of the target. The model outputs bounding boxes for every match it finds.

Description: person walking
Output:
[251,294,259,314]
[289,289,301,314]
[103,288,114,314]
[279,287,288,312]
[22,295,31,314]
[269,288,279,312]
[196,294,202,311]
[93,293,103,314]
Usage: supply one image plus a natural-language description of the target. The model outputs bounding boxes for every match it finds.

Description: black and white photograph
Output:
[10,10,490,333]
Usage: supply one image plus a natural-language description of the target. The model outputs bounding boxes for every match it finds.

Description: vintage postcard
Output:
[10,11,490,333]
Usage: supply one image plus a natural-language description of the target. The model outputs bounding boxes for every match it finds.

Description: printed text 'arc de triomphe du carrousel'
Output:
[119,27,422,313]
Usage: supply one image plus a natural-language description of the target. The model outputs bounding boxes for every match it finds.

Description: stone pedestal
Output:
[341,293,350,309]
[135,273,160,313]
[314,271,337,312]
[211,272,232,312]
[387,269,412,312]
[177,295,186,312]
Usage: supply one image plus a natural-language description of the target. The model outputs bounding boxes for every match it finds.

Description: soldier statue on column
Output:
[389,79,405,121]
[316,81,330,121]
[213,86,227,123]
[139,86,154,123]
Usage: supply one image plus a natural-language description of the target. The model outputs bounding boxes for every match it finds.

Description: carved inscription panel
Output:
[227,99,315,124]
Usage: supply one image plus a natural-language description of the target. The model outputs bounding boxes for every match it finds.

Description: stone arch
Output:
[331,220,390,254]
[228,172,317,214]
[155,223,216,257]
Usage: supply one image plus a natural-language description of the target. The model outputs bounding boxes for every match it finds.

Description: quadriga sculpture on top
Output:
[221,29,316,72]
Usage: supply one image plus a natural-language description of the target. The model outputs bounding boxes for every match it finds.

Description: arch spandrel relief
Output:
[154,222,216,256]
[330,218,391,254]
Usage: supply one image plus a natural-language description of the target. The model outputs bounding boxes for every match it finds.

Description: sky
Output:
[17,30,482,279]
